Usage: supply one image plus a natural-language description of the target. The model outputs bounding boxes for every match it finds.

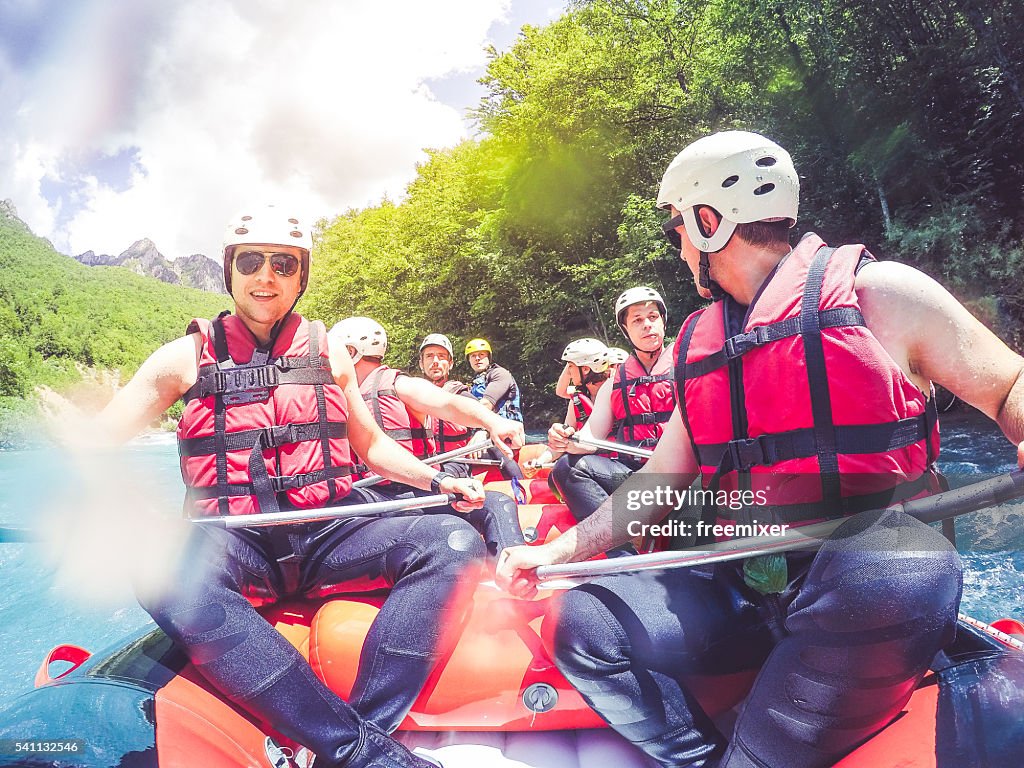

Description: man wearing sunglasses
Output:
[75,205,491,767]
[498,131,1024,767]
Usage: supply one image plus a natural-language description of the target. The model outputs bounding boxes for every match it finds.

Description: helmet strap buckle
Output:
[699,252,726,301]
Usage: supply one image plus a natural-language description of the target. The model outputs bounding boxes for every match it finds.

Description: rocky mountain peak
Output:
[74,238,226,293]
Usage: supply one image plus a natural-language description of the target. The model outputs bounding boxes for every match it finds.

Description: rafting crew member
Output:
[330,317,526,559]
[418,333,476,463]
[75,206,496,768]
[465,337,523,423]
[497,131,1024,768]
[554,338,626,431]
[524,338,625,474]
[464,337,529,493]
[546,287,676,525]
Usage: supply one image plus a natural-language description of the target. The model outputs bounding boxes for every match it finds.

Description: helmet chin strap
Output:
[698,251,726,301]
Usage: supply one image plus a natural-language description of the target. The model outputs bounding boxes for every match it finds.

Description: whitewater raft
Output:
[1,469,1023,767]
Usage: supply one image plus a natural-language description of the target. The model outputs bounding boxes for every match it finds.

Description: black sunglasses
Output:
[234,250,300,278]
[661,214,684,250]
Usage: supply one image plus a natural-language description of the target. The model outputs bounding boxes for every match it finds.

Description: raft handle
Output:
[34,644,92,687]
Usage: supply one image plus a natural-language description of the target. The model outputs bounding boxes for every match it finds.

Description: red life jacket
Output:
[432,379,473,452]
[177,313,354,517]
[360,365,435,469]
[609,351,676,461]
[567,386,595,427]
[673,234,941,529]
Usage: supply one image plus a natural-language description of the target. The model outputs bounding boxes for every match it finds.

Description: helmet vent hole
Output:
[289,230,303,238]
[756,156,777,167]
[234,227,249,235]
[753,183,776,196]
[722,175,739,188]
[241,215,252,221]
[288,218,299,225]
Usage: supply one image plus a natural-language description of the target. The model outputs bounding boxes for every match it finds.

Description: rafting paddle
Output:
[353,439,494,488]
[571,434,654,460]
[191,492,458,529]
[1,493,460,541]
[536,468,1024,586]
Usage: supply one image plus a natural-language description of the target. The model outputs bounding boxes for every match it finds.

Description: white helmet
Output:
[418,333,453,358]
[657,131,799,253]
[615,286,667,327]
[561,338,612,373]
[606,347,629,365]
[222,205,313,295]
[329,316,388,363]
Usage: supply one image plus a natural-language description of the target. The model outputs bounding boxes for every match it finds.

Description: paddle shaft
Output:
[192,493,456,529]
[353,439,494,488]
[536,469,1024,584]
[572,434,653,460]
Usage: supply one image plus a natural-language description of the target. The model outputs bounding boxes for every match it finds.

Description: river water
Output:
[0,408,1022,708]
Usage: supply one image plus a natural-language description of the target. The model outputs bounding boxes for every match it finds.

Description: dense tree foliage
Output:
[5,1,1020,436]
[0,212,229,442]
[303,0,1023,428]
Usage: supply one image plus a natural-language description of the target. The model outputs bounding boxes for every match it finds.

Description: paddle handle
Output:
[572,434,654,460]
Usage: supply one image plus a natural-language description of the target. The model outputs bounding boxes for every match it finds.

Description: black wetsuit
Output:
[551,508,961,767]
[138,486,482,767]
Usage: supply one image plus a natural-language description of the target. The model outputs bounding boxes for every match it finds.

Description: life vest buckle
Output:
[272,473,301,492]
[724,325,771,359]
[217,365,280,404]
[728,434,779,471]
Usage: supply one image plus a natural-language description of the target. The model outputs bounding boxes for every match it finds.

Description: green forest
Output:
[2,0,1022,438]
[0,210,229,443]
[300,0,1024,423]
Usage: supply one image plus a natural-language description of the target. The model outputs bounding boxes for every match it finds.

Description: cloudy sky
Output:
[1,0,564,259]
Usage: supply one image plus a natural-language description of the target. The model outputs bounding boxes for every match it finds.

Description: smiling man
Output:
[77,205,486,768]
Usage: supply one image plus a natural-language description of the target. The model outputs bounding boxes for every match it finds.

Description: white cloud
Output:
[1,0,523,258]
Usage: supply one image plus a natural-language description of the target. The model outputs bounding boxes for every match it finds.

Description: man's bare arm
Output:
[46,334,199,447]
[541,411,697,563]
[858,261,1024,447]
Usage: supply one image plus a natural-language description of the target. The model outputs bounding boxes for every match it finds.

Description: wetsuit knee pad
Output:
[795,509,962,640]
[551,454,574,494]
[391,515,486,573]
[550,585,628,676]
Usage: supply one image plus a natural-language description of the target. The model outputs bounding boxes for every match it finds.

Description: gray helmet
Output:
[418,333,454,358]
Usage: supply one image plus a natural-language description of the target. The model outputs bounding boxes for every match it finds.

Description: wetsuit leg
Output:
[721,509,962,768]
[466,489,525,558]
[551,453,634,523]
[440,459,471,478]
[136,524,436,768]
[301,503,485,732]
[552,566,773,768]
[363,482,524,561]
